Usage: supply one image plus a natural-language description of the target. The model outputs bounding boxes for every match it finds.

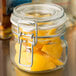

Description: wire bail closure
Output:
[17,20,38,67]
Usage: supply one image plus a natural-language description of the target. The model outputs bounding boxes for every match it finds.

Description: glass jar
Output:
[10,3,68,73]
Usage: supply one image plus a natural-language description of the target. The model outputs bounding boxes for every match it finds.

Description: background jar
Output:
[10,3,68,73]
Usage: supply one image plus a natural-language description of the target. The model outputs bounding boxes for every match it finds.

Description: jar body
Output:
[10,3,67,73]
[10,25,67,73]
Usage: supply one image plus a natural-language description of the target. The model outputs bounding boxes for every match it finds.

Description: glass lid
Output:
[11,3,67,32]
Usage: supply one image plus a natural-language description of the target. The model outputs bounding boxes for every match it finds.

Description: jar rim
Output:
[13,3,64,22]
[10,3,67,32]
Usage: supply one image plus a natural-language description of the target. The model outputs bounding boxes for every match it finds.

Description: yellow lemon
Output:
[15,51,56,71]
[41,43,63,59]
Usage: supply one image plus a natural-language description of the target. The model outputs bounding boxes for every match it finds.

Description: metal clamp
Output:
[17,20,38,67]
[18,34,34,67]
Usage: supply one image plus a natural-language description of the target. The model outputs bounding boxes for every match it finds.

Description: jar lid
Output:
[10,3,67,32]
